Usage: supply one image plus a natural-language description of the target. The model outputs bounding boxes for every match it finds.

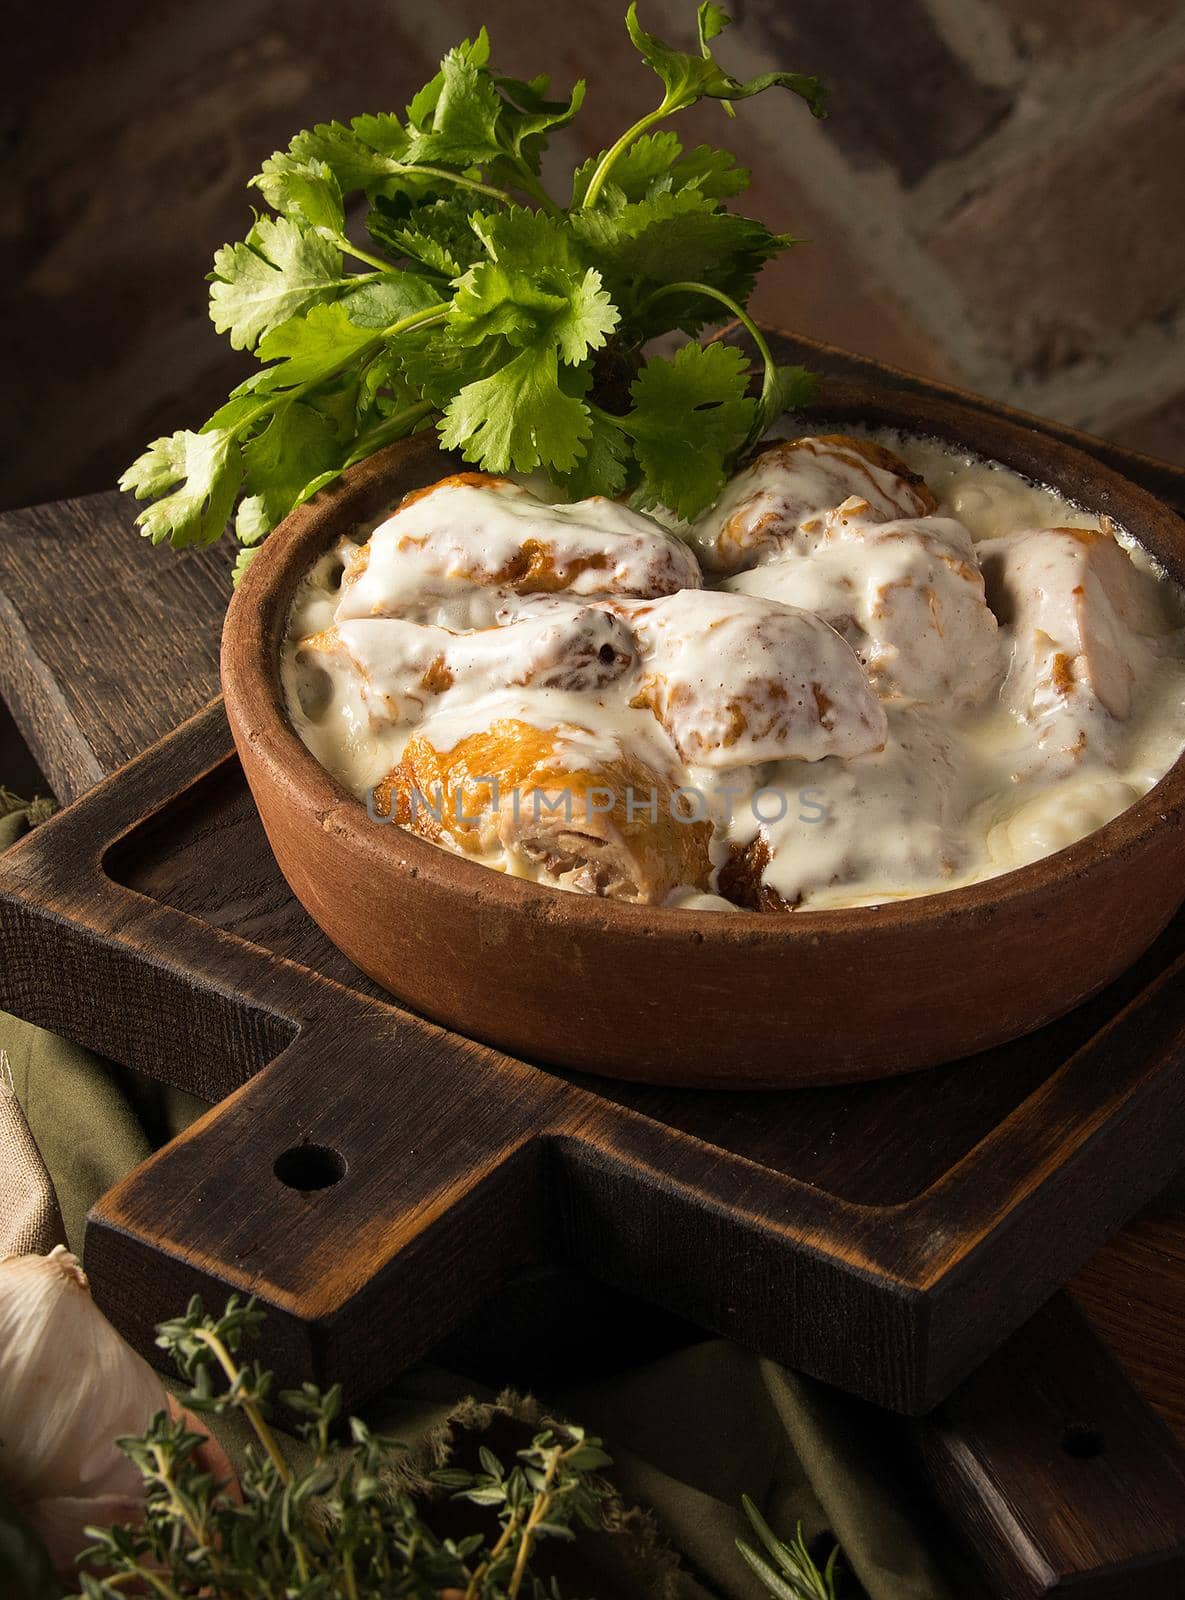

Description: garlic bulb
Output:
[0,1247,167,1505]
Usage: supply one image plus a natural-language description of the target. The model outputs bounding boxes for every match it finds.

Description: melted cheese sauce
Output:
[282,437,1185,911]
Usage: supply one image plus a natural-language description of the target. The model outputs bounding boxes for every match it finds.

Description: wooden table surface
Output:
[3,344,1185,1454]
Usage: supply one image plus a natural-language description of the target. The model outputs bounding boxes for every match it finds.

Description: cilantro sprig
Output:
[120,4,825,574]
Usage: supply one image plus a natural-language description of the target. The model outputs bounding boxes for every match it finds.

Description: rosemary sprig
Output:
[736,1493,842,1600]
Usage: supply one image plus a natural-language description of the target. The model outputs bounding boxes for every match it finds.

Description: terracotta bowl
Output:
[221,380,1185,1088]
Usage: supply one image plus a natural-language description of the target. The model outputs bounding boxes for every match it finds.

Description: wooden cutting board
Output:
[14,655,1185,1422]
[5,702,1185,1595]
[4,326,1185,1594]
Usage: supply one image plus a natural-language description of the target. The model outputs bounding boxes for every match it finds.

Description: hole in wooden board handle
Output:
[1060,1421,1106,1459]
[273,1143,347,1191]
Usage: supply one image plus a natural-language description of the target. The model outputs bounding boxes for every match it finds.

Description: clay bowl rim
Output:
[222,376,1185,947]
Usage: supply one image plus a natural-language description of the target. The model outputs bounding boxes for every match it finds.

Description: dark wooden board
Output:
[4,688,1185,1416]
[915,1296,1185,1598]
[5,326,1185,1593]
[5,707,1185,1594]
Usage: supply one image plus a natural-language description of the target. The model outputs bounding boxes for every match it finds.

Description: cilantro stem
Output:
[338,241,396,273]
[403,163,515,204]
[513,167,562,216]
[344,398,437,466]
[643,279,779,442]
[580,99,677,209]
[233,303,449,440]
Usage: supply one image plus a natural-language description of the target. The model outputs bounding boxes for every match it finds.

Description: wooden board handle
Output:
[85,1014,558,1403]
[915,1293,1185,1597]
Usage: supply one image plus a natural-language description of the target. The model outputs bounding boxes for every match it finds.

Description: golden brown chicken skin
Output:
[338,473,704,627]
[689,434,937,575]
[375,718,713,904]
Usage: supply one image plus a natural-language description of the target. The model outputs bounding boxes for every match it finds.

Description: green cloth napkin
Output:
[0,796,954,1600]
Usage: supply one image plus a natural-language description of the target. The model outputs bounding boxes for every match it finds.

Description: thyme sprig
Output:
[63,1296,846,1599]
[75,1295,611,1600]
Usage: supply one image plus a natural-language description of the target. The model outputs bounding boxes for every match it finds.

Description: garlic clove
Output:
[0,1247,167,1505]
[23,1491,149,1579]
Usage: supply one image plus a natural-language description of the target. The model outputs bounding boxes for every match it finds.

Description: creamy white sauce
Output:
[283,439,1185,910]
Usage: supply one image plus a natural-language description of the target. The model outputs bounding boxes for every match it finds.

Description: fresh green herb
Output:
[120,4,824,574]
[736,1493,843,1600]
[75,1295,613,1599]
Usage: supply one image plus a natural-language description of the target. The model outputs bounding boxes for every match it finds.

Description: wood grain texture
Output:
[916,1295,1185,1598]
[4,327,1185,1592]
[0,491,233,804]
[5,709,1185,1591]
[4,696,1185,1427]
[1072,1212,1185,1446]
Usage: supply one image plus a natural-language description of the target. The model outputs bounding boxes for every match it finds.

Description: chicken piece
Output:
[726,516,1002,708]
[337,473,703,623]
[717,709,966,911]
[375,718,713,904]
[980,526,1165,728]
[986,771,1141,872]
[296,608,636,730]
[616,589,887,768]
[689,435,936,575]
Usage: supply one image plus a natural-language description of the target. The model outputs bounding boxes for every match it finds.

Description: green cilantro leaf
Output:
[200,375,274,433]
[573,189,784,328]
[496,74,586,170]
[348,112,415,158]
[764,362,821,418]
[623,340,755,517]
[571,131,683,206]
[668,143,749,198]
[240,401,341,534]
[572,133,748,207]
[451,261,567,346]
[556,408,633,500]
[699,2,731,44]
[404,40,506,167]
[254,302,378,388]
[452,208,619,362]
[450,259,617,363]
[368,197,482,277]
[251,154,345,235]
[625,3,827,117]
[209,215,345,351]
[439,344,590,473]
[553,269,619,362]
[472,205,578,272]
[123,8,824,559]
[232,545,260,585]
[341,271,444,327]
[357,347,420,417]
[120,428,243,548]
[248,277,442,398]
[234,494,272,548]
[397,324,507,408]
[283,116,430,201]
[406,29,491,130]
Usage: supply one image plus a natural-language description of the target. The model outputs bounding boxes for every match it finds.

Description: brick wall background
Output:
[4,0,1185,512]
